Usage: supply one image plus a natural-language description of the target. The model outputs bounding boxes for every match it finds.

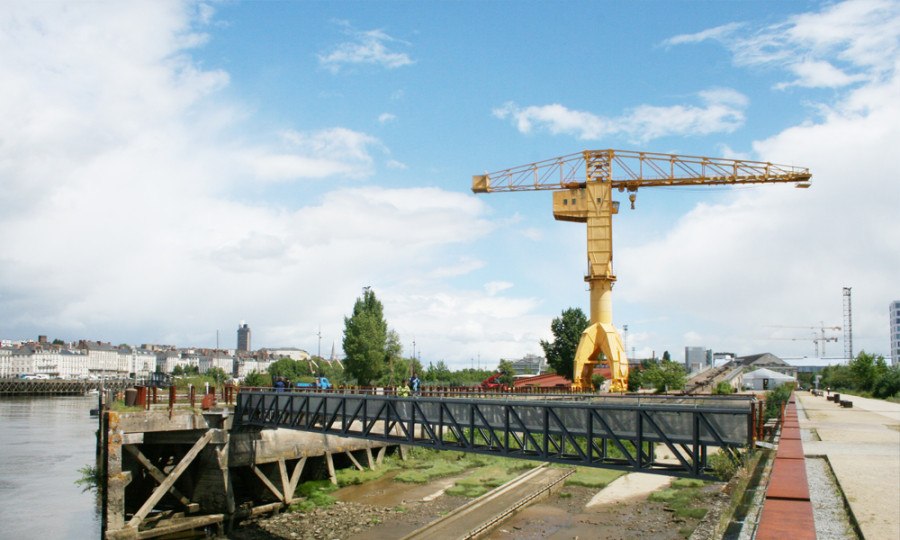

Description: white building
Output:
[265,348,311,361]
[199,354,235,376]
[1,349,35,377]
[156,351,189,374]
[78,341,123,377]
[742,368,796,391]
[236,358,275,380]
[890,300,899,367]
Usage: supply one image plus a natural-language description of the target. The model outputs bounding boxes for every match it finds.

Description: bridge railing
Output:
[234,390,755,478]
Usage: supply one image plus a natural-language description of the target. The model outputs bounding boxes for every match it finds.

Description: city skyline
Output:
[1,1,898,370]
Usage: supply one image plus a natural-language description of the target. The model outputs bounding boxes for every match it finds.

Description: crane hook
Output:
[629,193,636,210]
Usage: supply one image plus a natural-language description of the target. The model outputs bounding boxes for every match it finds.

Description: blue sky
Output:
[1,0,898,369]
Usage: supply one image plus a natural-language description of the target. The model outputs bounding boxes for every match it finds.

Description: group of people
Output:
[398,373,420,397]
[273,376,291,392]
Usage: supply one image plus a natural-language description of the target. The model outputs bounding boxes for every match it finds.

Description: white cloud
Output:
[775,60,867,90]
[493,88,747,143]
[620,1,900,359]
[239,128,382,181]
[484,281,513,296]
[0,2,545,368]
[664,0,900,90]
[663,22,745,47]
[318,24,414,73]
[378,112,397,124]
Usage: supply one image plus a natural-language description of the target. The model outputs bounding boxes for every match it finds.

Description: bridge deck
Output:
[235,391,755,478]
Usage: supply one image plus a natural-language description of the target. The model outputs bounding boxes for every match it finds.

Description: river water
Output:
[0,396,102,539]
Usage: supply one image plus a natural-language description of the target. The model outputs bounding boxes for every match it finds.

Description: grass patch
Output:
[564,466,625,489]
[289,480,337,512]
[108,401,143,413]
[648,479,712,520]
[393,449,506,484]
[336,461,399,486]
[444,464,520,498]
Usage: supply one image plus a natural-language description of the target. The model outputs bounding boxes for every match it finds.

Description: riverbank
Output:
[231,457,730,540]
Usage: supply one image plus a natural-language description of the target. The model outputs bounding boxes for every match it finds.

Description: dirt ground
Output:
[484,484,727,540]
[228,472,729,540]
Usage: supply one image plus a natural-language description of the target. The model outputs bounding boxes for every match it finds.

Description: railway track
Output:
[401,464,574,540]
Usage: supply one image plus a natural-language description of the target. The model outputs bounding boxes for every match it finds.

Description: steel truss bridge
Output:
[235,391,755,478]
[0,378,134,396]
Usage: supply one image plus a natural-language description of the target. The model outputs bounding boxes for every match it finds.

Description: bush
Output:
[872,365,900,399]
[712,381,734,395]
[708,450,740,481]
[764,385,793,421]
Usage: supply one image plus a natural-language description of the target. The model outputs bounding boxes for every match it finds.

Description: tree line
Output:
[813,351,900,399]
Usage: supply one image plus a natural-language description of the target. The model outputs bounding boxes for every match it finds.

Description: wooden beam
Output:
[124,445,194,509]
[287,457,307,503]
[325,452,337,486]
[366,447,375,471]
[250,464,284,502]
[278,458,291,503]
[127,430,214,529]
[345,450,364,472]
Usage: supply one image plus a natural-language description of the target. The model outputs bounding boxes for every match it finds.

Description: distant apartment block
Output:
[891,300,900,366]
[684,347,712,373]
[510,354,546,375]
[237,323,251,352]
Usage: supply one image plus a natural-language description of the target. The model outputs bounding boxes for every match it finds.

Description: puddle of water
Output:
[334,471,462,508]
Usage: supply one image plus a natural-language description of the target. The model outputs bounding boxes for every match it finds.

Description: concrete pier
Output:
[100,407,393,539]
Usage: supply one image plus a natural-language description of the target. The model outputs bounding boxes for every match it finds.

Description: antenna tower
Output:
[842,287,853,362]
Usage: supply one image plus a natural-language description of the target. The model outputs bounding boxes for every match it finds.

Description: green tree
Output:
[849,351,892,393]
[342,288,390,386]
[497,359,516,387]
[243,370,270,387]
[872,365,900,399]
[662,351,671,362]
[540,308,590,381]
[425,361,453,383]
[268,358,311,382]
[207,367,227,384]
[640,360,686,393]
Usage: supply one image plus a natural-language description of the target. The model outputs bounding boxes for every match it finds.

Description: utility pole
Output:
[843,287,853,362]
[316,326,322,359]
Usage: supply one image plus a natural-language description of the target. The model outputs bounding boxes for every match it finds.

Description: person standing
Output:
[410,373,420,395]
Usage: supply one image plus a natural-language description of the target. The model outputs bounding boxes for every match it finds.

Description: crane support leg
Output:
[572,322,629,392]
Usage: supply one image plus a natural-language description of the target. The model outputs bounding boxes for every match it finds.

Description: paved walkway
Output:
[797,391,900,540]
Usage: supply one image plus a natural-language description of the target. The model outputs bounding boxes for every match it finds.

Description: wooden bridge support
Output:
[100,409,394,539]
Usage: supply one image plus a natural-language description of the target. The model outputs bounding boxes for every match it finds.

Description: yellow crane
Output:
[473,149,812,392]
